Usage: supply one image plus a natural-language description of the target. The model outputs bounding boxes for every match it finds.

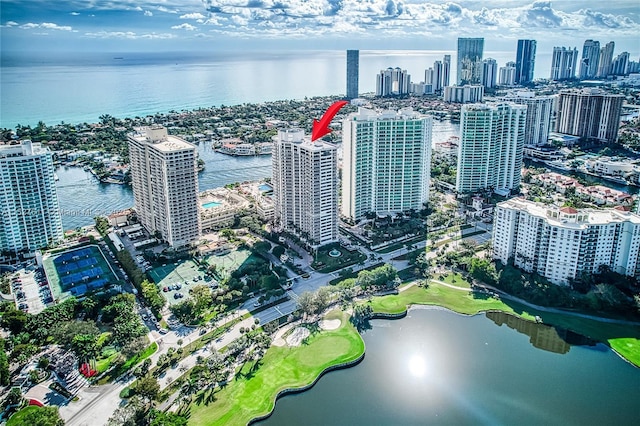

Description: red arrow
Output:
[311,100,349,141]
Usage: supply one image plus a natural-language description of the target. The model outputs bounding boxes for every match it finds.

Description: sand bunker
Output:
[318,319,341,330]
[286,327,310,347]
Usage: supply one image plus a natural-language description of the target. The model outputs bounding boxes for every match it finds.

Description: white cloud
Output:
[20,22,73,31]
[171,23,198,31]
[4,21,19,26]
[157,6,179,14]
[83,30,176,39]
[70,12,80,16]
[180,12,206,20]
[144,10,153,17]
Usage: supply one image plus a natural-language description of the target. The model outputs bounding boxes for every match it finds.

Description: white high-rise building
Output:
[579,39,600,79]
[376,67,410,96]
[499,62,516,86]
[493,199,640,285]
[597,41,615,78]
[272,129,338,248]
[128,126,200,248]
[501,91,554,146]
[456,103,527,194]
[443,85,484,103]
[433,60,444,92]
[481,58,498,89]
[550,46,578,80]
[341,108,432,222]
[443,55,451,88]
[0,140,63,253]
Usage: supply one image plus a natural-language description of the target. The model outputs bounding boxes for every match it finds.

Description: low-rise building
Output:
[493,198,640,285]
[199,188,249,232]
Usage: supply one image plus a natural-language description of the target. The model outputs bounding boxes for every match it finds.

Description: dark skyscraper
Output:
[457,38,484,85]
[515,39,536,84]
[346,50,359,100]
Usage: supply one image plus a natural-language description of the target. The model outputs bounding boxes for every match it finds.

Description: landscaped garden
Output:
[311,243,367,273]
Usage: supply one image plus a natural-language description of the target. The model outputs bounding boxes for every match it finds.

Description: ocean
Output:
[0,50,547,129]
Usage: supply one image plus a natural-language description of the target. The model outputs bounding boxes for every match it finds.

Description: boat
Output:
[543,160,571,172]
[54,173,59,181]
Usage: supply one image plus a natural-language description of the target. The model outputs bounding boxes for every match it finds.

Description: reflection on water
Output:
[485,311,596,355]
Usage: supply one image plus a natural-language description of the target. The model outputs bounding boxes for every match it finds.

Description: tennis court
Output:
[203,248,261,279]
[43,245,118,300]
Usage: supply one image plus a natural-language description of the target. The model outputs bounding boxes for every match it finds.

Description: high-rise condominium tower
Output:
[346,50,359,100]
[341,108,432,222]
[597,41,615,78]
[481,58,498,89]
[555,89,623,143]
[493,199,640,285]
[456,103,527,194]
[0,140,63,252]
[443,55,451,87]
[272,129,338,248]
[499,62,516,86]
[501,92,553,146]
[128,126,200,247]
[579,39,600,79]
[433,60,443,92]
[550,46,578,80]
[457,38,484,85]
[376,67,410,96]
[515,39,536,84]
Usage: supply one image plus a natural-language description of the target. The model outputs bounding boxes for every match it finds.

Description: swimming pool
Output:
[259,184,272,191]
[202,201,222,209]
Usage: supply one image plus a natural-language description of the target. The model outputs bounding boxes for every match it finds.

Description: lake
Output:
[259,308,640,425]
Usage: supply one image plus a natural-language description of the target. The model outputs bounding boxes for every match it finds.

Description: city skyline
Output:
[1,1,639,54]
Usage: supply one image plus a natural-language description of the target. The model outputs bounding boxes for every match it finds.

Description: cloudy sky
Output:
[1,0,639,54]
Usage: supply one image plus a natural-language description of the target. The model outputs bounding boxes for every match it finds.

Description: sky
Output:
[1,1,639,54]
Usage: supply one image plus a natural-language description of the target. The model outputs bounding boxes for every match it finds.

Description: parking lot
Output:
[11,267,52,314]
[148,260,215,306]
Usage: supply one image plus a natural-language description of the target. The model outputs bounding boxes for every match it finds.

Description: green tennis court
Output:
[203,248,262,279]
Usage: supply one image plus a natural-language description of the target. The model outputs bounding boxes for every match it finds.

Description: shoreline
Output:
[208,283,640,425]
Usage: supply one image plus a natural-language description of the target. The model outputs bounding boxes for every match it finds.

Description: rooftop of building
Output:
[277,128,337,151]
[129,126,195,152]
[347,107,428,121]
[0,140,50,158]
[497,198,640,228]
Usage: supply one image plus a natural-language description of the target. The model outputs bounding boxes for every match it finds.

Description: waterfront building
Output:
[457,37,484,85]
[499,63,516,86]
[554,89,624,143]
[0,140,63,252]
[493,198,640,285]
[579,40,600,79]
[515,39,536,84]
[597,41,615,78]
[433,60,444,93]
[443,55,451,88]
[456,103,527,194]
[443,85,483,103]
[410,82,433,96]
[501,91,553,146]
[346,50,359,100]
[341,108,432,222]
[481,58,498,89]
[128,126,200,247]
[550,46,578,80]
[272,129,338,248]
[611,52,630,76]
[376,67,411,97]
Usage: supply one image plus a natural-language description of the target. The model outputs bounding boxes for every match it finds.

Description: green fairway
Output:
[188,311,364,426]
[369,282,536,319]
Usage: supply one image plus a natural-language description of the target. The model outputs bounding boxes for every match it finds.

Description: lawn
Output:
[97,341,158,384]
[434,272,471,289]
[188,311,365,426]
[368,282,536,319]
[7,406,61,426]
[311,245,367,273]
